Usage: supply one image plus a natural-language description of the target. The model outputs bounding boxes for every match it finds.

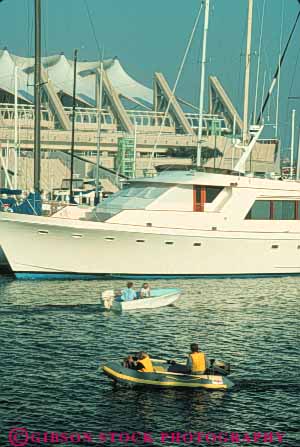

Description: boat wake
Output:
[0,303,100,314]
[234,379,300,392]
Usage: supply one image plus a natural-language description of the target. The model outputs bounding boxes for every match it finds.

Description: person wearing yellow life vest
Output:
[135,351,154,373]
[186,343,207,374]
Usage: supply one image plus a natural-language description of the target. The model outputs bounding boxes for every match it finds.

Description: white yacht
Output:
[0,0,297,279]
[0,163,300,279]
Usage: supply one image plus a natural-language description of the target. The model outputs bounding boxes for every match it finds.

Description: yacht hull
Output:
[1,212,300,278]
[0,245,11,272]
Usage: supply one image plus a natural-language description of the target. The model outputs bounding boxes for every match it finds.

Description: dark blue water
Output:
[0,276,299,447]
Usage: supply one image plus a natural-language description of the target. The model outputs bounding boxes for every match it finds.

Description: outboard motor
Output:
[213,359,231,375]
[100,290,115,310]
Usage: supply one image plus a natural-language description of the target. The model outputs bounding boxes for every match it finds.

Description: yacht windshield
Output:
[94,183,170,221]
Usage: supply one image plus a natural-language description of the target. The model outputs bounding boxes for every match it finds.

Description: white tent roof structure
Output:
[0,49,153,106]
[0,50,34,102]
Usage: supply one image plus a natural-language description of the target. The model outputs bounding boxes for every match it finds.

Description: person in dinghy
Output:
[165,343,209,374]
[186,343,208,374]
[123,351,154,372]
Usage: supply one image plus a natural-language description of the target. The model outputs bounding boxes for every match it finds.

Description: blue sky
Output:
[1,0,300,155]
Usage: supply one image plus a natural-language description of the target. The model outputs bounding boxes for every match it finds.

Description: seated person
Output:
[186,343,207,375]
[123,355,136,369]
[135,351,154,372]
[119,282,137,301]
[140,282,151,298]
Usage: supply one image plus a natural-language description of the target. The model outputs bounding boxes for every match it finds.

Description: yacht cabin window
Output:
[94,183,170,221]
[273,201,296,220]
[193,185,223,212]
[246,200,299,220]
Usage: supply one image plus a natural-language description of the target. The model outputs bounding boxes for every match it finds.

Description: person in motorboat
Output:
[186,343,208,375]
[117,282,137,301]
[139,282,151,298]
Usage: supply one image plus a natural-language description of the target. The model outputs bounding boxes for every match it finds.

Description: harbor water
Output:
[0,276,299,446]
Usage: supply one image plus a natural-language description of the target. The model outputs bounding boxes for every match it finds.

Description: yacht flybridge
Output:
[1,164,300,278]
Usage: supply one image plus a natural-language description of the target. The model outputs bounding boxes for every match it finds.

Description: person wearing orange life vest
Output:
[186,343,208,374]
[135,351,154,372]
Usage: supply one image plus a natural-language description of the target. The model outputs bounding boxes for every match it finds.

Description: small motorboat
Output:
[102,358,234,390]
[100,288,181,312]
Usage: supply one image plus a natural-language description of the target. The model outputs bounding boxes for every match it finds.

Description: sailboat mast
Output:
[14,65,18,189]
[95,60,103,206]
[242,0,253,145]
[34,0,41,193]
[296,127,300,180]
[196,0,210,167]
[70,48,78,204]
[290,109,296,179]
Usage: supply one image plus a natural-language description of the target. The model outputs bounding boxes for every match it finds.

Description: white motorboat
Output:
[100,287,181,311]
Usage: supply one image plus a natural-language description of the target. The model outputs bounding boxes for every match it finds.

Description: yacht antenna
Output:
[196,0,210,167]
[69,48,78,204]
[242,0,253,145]
[34,0,41,194]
